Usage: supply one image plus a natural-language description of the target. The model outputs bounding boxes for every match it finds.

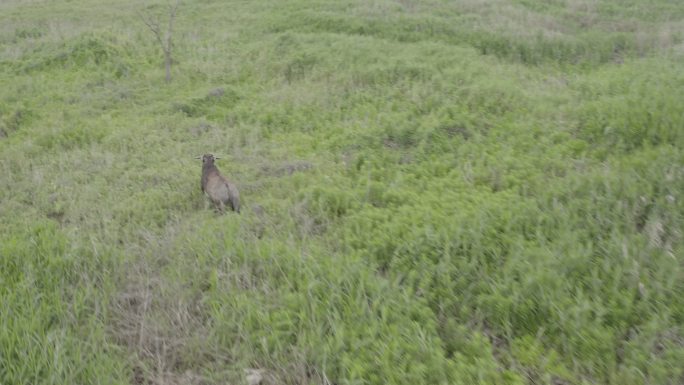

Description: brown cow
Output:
[197,154,240,213]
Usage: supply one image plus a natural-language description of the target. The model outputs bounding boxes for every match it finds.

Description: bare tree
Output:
[140,1,180,83]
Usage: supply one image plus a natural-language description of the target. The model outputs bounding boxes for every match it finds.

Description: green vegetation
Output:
[1,0,683,384]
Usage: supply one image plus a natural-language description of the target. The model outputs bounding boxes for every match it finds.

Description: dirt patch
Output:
[207,87,225,98]
[259,161,313,177]
[188,122,215,137]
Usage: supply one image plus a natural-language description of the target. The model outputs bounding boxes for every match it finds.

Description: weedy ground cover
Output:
[1,0,683,384]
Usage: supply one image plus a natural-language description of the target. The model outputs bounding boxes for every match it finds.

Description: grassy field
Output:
[1,0,683,384]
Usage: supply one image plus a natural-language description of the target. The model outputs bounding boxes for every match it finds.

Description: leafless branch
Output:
[140,12,163,47]
[140,1,180,83]
[165,1,179,53]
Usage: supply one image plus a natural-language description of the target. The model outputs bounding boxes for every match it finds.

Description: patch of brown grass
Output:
[109,254,218,385]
